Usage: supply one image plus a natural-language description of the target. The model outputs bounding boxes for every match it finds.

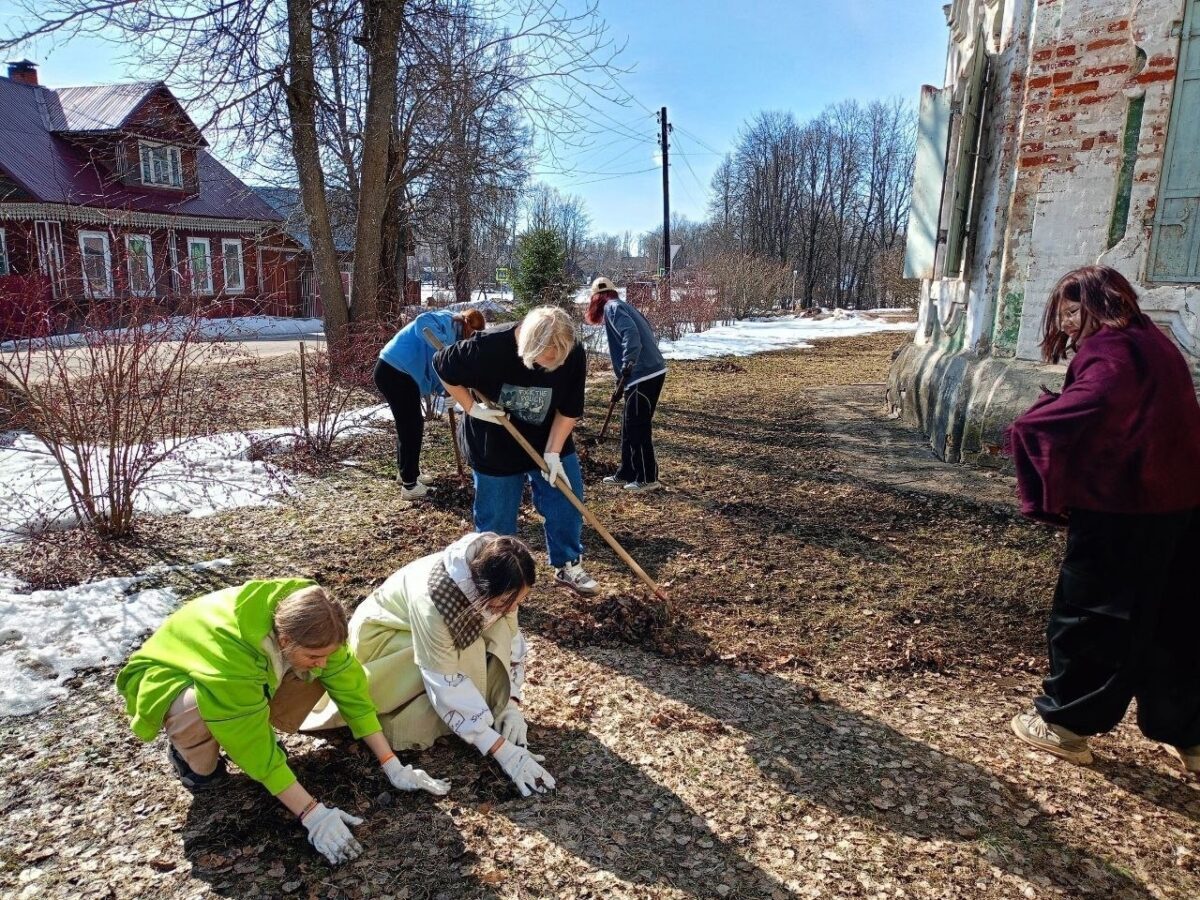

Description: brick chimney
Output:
[6,60,38,86]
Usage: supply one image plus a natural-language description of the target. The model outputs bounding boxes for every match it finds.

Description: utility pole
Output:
[658,106,671,291]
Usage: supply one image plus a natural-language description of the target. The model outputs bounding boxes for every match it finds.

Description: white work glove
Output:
[468,401,507,424]
[495,700,528,748]
[301,803,364,865]
[381,757,451,796]
[493,740,556,797]
[542,451,566,486]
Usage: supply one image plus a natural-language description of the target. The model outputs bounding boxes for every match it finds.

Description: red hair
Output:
[1040,265,1145,363]
[585,289,619,325]
[454,308,486,337]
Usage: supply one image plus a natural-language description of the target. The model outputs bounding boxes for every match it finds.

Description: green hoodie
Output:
[116,579,381,795]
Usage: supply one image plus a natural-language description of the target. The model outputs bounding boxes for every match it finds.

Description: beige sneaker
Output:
[417,473,435,485]
[1163,744,1200,774]
[1011,710,1093,764]
[400,481,432,501]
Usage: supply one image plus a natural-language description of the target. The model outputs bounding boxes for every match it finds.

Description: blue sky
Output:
[2,0,950,236]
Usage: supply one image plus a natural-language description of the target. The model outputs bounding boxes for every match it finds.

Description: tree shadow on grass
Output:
[563,639,1156,899]
[467,724,788,898]
[181,739,496,900]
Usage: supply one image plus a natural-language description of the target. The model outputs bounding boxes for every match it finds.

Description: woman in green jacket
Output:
[117,579,450,865]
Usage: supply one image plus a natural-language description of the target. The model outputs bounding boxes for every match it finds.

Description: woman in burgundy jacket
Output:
[1006,266,1200,771]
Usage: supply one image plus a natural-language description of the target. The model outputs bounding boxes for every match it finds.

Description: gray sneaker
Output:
[623,481,661,494]
[400,481,432,500]
[602,475,627,488]
[1011,710,1093,764]
[554,559,599,596]
[1163,744,1200,774]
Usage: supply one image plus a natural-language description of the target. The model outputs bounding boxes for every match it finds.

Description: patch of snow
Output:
[658,314,915,360]
[0,430,298,544]
[0,558,234,717]
[1,316,326,351]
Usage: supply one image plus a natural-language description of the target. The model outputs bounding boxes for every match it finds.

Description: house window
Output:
[0,229,9,276]
[78,230,113,299]
[139,142,183,188]
[221,238,245,293]
[125,234,155,297]
[187,237,213,294]
[1149,0,1200,282]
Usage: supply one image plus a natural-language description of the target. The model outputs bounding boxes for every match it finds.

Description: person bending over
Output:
[117,580,449,865]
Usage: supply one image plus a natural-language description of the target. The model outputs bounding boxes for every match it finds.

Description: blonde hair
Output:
[273,585,348,648]
[517,306,576,370]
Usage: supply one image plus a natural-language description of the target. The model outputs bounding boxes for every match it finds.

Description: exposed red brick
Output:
[1099,133,1119,144]
[1033,48,1055,62]
[1077,93,1115,105]
[1081,137,1096,151]
[1135,68,1177,84]
[1053,71,1073,84]
[1021,141,1046,153]
[1029,74,1055,89]
[1148,54,1175,68]
[1107,20,1129,32]
[1049,98,1070,111]
[1084,64,1129,78]
[1086,37,1126,51]
[1054,112,1077,122]
[1056,45,1077,57]
[1027,102,1046,114]
[1054,80,1101,96]
[1020,153,1061,168]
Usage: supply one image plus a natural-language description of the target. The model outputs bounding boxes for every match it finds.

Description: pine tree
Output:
[512,228,570,313]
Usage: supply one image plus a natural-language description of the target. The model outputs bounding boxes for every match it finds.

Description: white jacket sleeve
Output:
[510,630,528,702]
[420,668,502,755]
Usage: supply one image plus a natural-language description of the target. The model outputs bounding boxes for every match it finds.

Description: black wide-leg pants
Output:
[614,373,665,485]
[373,358,423,486]
[1035,507,1200,746]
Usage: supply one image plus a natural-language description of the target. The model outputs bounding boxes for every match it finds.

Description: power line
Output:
[674,124,724,158]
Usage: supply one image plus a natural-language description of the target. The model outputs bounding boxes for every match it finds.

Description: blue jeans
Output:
[473,453,584,568]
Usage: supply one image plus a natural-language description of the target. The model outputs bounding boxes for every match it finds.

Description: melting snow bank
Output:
[658,313,915,360]
[0,315,326,351]
[0,558,234,717]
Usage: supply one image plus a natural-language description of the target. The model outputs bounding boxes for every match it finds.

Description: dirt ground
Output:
[3,330,1199,899]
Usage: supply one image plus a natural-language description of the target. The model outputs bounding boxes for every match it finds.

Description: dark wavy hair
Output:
[1040,265,1145,363]
[469,534,536,610]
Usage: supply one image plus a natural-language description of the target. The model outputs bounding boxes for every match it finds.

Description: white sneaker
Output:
[602,475,627,488]
[554,559,599,596]
[417,473,435,485]
[400,481,432,500]
[624,481,662,494]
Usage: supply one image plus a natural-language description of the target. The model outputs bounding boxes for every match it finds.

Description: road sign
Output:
[495,267,510,285]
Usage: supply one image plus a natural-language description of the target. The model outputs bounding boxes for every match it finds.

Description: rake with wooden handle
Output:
[424,327,669,604]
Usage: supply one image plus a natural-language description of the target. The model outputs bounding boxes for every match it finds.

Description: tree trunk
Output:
[286,0,348,345]
[350,0,406,323]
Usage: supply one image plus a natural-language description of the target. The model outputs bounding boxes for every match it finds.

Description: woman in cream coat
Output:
[305,532,555,796]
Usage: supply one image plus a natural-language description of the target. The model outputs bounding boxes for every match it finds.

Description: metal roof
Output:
[0,75,280,222]
[253,187,355,253]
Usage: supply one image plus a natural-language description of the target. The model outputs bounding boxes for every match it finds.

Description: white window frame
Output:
[124,234,155,297]
[221,238,245,293]
[78,230,113,299]
[0,228,9,277]
[167,231,181,293]
[139,141,184,188]
[186,237,213,295]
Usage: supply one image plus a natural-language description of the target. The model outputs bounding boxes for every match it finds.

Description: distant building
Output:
[889,1,1200,462]
[0,61,302,335]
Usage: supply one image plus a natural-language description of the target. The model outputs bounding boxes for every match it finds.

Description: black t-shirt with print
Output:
[433,323,586,476]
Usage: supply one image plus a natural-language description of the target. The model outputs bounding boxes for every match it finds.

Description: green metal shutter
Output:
[943,35,988,278]
[904,86,953,279]
[1150,0,1200,282]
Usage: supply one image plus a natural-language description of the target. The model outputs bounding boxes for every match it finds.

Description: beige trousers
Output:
[164,673,327,776]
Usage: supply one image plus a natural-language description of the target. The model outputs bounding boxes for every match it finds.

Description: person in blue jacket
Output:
[374,308,485,499]
[584,277,667,493]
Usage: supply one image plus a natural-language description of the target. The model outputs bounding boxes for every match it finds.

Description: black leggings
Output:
[373,359,423,486]
[614,373,665,484]
[1036,507,1200,745]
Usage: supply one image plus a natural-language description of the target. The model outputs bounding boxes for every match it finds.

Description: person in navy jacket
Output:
[375,308,485,499]
[584,277,668,493]
[1005,266,1200,771]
